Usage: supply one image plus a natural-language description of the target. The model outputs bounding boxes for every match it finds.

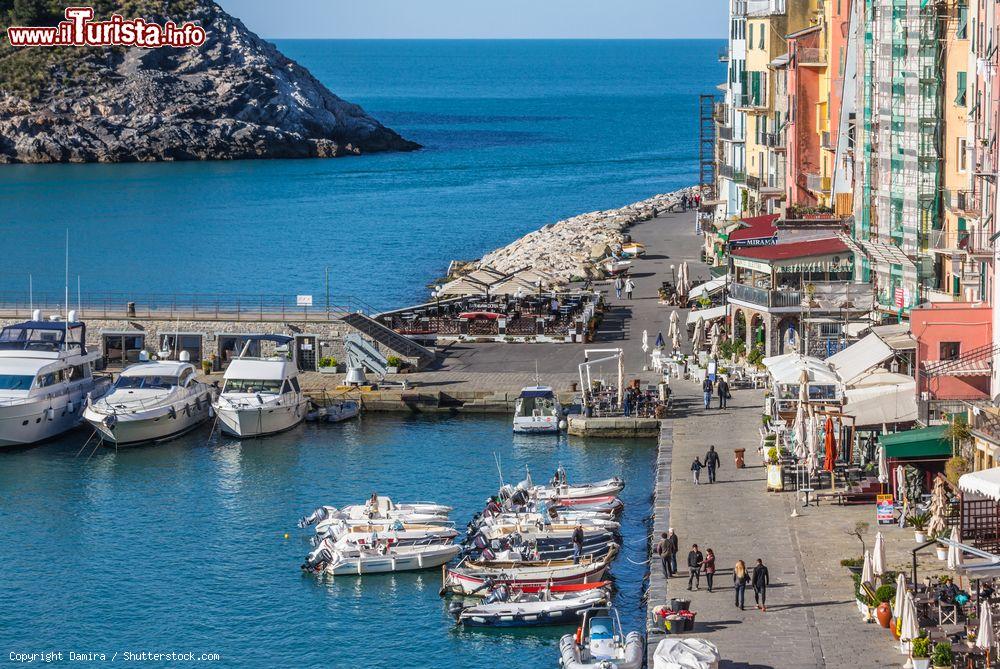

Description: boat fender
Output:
[208,405,215,418]
[194,396,201,411]
[66,400,75,414]
[575,626,583,645]
[46,407,55,421]
[183,403,190,416]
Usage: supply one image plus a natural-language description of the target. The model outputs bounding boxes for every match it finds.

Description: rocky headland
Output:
[0,0,419,163]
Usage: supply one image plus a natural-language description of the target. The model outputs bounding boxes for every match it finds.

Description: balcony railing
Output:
[713,102,728,124]
[746,0,786,15]
[763,132,785,149]
[798,47,827,66]
[821,130,833,149]
[735,93,768,110]
[746,174,761,190]
[955,189,981,214]
[728,283,802,309]
[718,164,746,183]
[719,48,730,63]
[718,126,733,141]
[760,173,785,192]
[926,228,994,255]
[805,172,831,193]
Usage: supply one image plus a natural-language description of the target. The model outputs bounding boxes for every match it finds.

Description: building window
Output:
[956,71,967,106]
[958,137,968,172]
[957,2,968,39]
[940,341,961,361]
[759,24,764,49]
[748,23,754,49]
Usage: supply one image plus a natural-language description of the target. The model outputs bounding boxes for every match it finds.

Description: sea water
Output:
[0,415,655,668]
[1,40,724,310]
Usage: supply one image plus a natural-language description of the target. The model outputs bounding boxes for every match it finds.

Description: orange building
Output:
[784,25,824,209]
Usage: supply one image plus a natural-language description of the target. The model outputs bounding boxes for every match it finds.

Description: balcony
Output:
[718,126,734,141]
[955,189,981,215]
[760,173,785,193]
[805,172,831,194]
[718,164,746,184]
[746,175,761,191]
[763,132,785,149]
[746,0,786,15]
[821,131,833,150]
[728,283,803,309]
[797,47,827,67]
[713,102,728,124]
[926,228,994,256]
[735,93,768,112]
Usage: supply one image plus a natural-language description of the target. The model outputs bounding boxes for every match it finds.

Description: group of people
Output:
[655,529,771,611]
[690,445,722,484]
[701,375,731,410]
[613,274,636,300]
[680,193,701,210]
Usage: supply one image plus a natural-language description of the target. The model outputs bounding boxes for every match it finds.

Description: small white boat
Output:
[304,541,460,576]
[513,386,563,434]
[213,336,309,438]
[533,469,625,500]
[558,607,644,669]
[298,497,452,529]
[0,317,110,448]
[305,399,360,423]
[83,357,213,446]
[312,521,459,548]
[452,583,610,627]
[442,550,615,596]
[475,513,621,533]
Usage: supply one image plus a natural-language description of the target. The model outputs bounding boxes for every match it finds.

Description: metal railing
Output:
[918,397,992,426]
[0,291,379,323]
[718,164,747,183]
[718,126,733,141]
[926,228,994,255]
[736,93,767,110]
[805,172,831,193]
[763,132,785,148]
[718,48,730,62]
[746,0,786,14]
[728,283,803,308]
[955,189,981,214]
[746,174,761,190]
[821,131,833,149]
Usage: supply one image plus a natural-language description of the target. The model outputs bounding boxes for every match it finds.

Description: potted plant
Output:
[386,356,402,374]
[766,446,783,491]
[874,584,896,628]
[201,358,212,375]
[911,636,931,669]
[935,539,948,561]
[930,642,952,669]
[965,630,976,649]
[908,512,931,543]
[318,356,338,374]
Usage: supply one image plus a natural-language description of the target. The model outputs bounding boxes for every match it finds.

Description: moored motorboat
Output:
[441,549,616,596]
[83,357,213,446]
[312,522,458,548]
[533,475,626,501]
[450,582,610,627]
[558,606,644,669]
[512,386,564,434]
[298,497,453,529]
[305,399,360,424]
[303,542,461,576]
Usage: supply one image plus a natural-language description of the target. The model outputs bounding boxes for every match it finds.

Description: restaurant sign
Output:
[729,235,778,249]
[876,494,895,525]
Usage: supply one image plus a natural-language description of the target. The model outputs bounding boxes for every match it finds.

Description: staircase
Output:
[340,313,435,368]
[920,341,1000,379]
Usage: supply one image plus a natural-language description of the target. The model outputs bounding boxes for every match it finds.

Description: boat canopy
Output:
[0,320,87,354]
[237,334,293,345]
[519,387,555,398]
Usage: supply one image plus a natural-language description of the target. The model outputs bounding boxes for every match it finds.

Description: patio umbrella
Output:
[671,325,682,352]
[692,316,706,351]
[806,412,819,477]
[792,403,807,459]
[872,531,886,576]
[975,598,994,664]
[893,572,907,621]
[896,464,908,529]
[823,415,837,472]
[899,591,920,645]
[926,477,949,539]
[669,309,680,333]
[861,549,873,585]
[642,330,649,353]
[947,526,964,572]
[877,445,889,484]
[655,331,665,349]
[710,325,721,358]
[798,368,810,404]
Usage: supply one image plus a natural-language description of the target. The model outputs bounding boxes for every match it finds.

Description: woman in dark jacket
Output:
[733,560,750,610]
[703,548,717,592]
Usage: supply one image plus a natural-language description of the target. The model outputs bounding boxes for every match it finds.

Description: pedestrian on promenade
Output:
[717,375,730,409]
[691,457,704,484]
[681,194,689,210]
[695,193,701,207]
[665,528,679,576]
[704,445,720,483]
[702,377,713,409]
[733,560,750,610]
[687,544,704,591]
[614,276,624,299]
[571,524,585,565]
[752,558,770,611]
[624,276,635,300]
[655,532,670,579]
[703,548,716,592]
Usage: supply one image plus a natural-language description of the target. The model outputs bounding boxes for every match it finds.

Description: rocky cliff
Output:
[0,0,419,163]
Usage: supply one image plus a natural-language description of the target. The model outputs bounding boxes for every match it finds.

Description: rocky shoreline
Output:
[470,186,700,283]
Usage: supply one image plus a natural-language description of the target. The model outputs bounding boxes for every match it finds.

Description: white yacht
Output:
[213,335,308,438]
[83,355,213,446]
[512,385,563,434]
[0,316,109,448]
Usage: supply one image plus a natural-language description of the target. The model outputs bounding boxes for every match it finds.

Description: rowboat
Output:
[441,549,616,596]
[450,583,610,627]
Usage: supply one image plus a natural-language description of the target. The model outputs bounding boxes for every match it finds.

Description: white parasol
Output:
[691,316,706,351]
[947,526,964,571]
[899,591,920,644]
[642,330,649,354]
[975,598,994,658]
[806,412,819,477]
[872,531,886,576]
[671,324,682,352]
[710,323,721,358]
[792,403,807,459]
[893,572,907,619]
[861,549,873,585]
[798,367,810,404]
[877,445,889,484]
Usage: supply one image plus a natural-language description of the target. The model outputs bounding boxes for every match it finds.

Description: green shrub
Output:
[911,636,930,659]
[945,456,970,487]
[840,557,863,568]
[386,356,403,368]
[766,447,779,465]
[931,642,952,666]
[907,511,931,531]
[874,584,896,604]
[318,356,337,368]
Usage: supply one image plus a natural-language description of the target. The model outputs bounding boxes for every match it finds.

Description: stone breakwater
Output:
[474,187,699,283]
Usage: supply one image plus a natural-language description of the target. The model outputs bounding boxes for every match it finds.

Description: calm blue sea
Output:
[0,416,655,668]
[0,39,723,310]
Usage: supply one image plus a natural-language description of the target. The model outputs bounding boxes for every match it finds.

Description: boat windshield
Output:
[223,378,283,394]
[0,374,34,391]
[114,375,178,390]
[515,396,556,417]
[0,323,84,352]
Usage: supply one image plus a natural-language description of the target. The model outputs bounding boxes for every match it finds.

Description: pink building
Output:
[911,303,993,405]
[784,25,823,208]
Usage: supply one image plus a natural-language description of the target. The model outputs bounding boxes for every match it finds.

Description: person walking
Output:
[752,558,770,611]
[704,445,721,483]
[733,560,750,610]
[703,548,717,592]
[681,194,689,210]
[665,528,679,576]
[691,457,704,484]
[614,276,624,299]
[571,524,585,565]
[687,544,704,591]
[717,375,730,409]
[702,377,713,409]
[624,277,635,300]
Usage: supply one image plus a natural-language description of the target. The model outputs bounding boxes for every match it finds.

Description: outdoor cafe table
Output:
[952,645,987,669]
[927,624,965,643]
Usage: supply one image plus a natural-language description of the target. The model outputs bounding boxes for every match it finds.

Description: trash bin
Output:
[734,448,746,468]
[670,598,691,612]
[126,301,136,317]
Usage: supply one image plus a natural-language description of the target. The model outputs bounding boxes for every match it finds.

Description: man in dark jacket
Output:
[687,544,704,591]
[702,377,713,409]
[665,528,679,576]
[752,558,770,611]
[704,445,721,483]
[572,525,585,565]
[717,376,730,409]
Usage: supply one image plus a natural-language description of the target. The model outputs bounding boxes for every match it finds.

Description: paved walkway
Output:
[648,379,911,668]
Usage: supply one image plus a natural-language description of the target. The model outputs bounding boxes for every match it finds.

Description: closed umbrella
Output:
[893,572,907,621]
[896,464,908,529]
[669,309,680,332]
[899,591,920,645]
[877,445,889,484]
[710,322,721,358]
[671,325,682,352]
[692,316,706,351]
[642,330,649,353]
[947,526,964,572]
[798,367,810,404]
[872,531,886,576]
[823,415,837,472]
[861,549,873,585]
[975,598,994,665]
[793,403,807,459]
[806,412,819,477]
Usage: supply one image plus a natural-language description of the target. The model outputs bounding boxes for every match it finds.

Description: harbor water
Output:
[0,416,656,667]
[1,39,724,309]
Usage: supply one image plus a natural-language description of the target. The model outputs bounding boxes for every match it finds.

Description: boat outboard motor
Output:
[483,584,510,605]
[481,547,497,561]
[301,542,333,573]
[447,600,466,618]
[298,506,335,528]
[470,533,488,551]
